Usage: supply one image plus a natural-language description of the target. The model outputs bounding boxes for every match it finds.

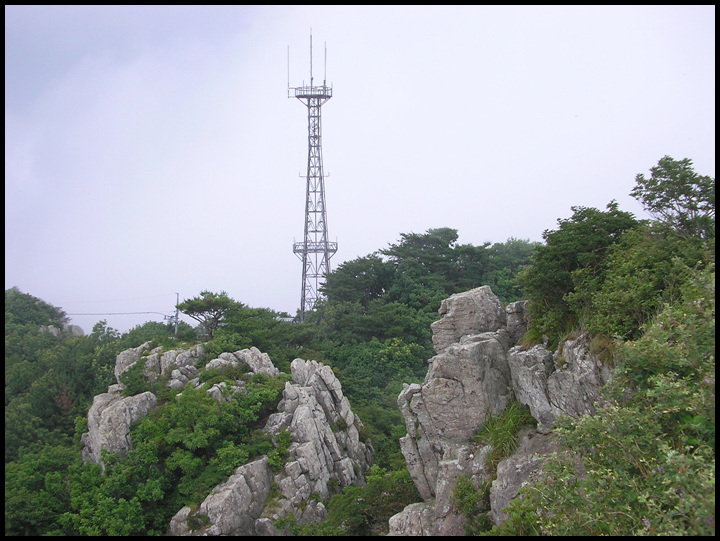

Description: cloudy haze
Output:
[5,5,715,333]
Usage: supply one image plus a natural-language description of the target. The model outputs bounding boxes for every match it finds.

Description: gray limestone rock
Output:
[490,427,560,525]
[548,332,612,418]
[115,343,205,386]
[204,346,280,377]
[387,501,437,536]
[113,341,152,384]
[505,300,530,346]
[266,359,372,506]
[170,457,273,536]
[398,329,512,500]
[169,356,371,535]
[430,286,507,354]
[508,332,612,431]
[507,344,556,431]
[391,289,615,535]
[80,390,158,471]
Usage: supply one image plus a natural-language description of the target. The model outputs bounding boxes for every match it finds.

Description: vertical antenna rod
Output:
[288,34,337,323]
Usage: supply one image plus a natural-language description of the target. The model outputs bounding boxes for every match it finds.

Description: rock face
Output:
[38,322,85,338]
[170,457,274,536]
[392,287,610,535]
[430,286,507,353]
[505,300,529,346]
[170,357,372,536]
[80,391,158,471]
[398,330,512,500]
[508,332,612,432]
[489,427,560,525]
[396,287,513,535]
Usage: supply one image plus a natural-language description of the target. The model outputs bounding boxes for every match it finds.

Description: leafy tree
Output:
[176,291,241,338]
[5,444,77,535]
[118,319,196,350]
[518,201,638,347]
[381,227,491,298]
[214,305,303,370]
[5,287,67,327]
[631,156,715,239]
[321,254,394,306]
[484,237,540,303]
[571,224,708,340]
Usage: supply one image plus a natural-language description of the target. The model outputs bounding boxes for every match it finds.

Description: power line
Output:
[66,311,171,316]
[57,293,178,304]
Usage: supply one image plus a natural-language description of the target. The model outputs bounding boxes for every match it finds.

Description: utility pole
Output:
[174,292,179,334]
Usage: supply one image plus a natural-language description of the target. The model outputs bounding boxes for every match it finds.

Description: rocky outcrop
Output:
[395,287,513,535]
[398,330,512,501]
[430,286,507,353]
[80,391,158,471]
[507,345,556,431]
[505,300,529,345]
[392,287,610,535]
[170,457,274,536]
[508,332,612,432]
[489,427,560,525]
[170,357,372,536]
[38,322,85,337]
[205,346,280,377]
[83,337,372,535]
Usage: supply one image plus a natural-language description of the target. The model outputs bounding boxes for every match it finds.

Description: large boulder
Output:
[170,457,274,536]
[430,286,507,353]
[204,346,279,377]
[80,390,158,471]
[398,328,513,501]
[388,501,437,536]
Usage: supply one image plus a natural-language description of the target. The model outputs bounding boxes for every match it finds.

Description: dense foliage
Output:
[5,156,714,536]
[494,262,715,536]
[519,157,714,347]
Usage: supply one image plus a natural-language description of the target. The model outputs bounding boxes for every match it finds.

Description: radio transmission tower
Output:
[289,34,337,323]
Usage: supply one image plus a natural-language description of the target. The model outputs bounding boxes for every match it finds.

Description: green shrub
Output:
[498,263,715,536]
[452,474,493,534]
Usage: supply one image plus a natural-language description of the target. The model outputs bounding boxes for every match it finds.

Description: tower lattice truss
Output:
[290,57,336,322]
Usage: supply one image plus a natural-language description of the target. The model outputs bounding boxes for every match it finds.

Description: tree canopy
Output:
[176,291,241,339]
[631,155,715,239]
[517,201,638,346]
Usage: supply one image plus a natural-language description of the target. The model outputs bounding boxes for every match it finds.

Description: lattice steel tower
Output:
[289,35,337,323]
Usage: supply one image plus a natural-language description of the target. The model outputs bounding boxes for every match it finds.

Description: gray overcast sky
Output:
[5,5,715,334]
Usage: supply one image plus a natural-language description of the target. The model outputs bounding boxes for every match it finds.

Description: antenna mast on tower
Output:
[289,33,337,323]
